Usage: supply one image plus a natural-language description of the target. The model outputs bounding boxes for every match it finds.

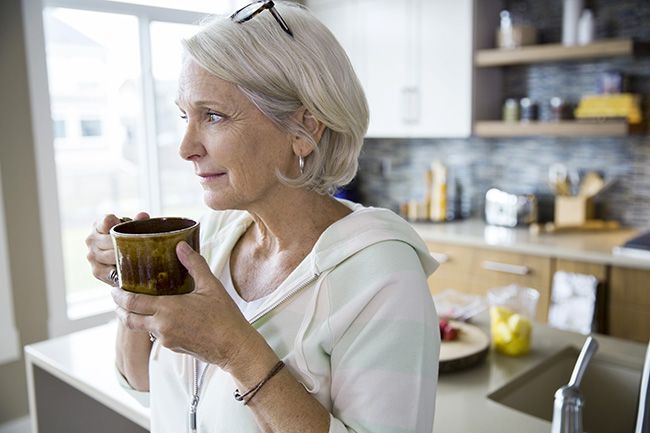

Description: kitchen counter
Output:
[25,318,647,433]
[411,219,650,270]
[434,313,646,433]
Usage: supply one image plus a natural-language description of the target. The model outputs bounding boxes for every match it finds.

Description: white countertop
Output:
[25,318,647,433]
[25,322,150,430]
[411,219,650,270]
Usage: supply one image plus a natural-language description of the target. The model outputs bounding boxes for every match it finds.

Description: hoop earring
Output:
[299,155,304,175]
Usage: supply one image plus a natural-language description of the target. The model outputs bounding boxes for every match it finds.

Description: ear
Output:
[291,107,325,158]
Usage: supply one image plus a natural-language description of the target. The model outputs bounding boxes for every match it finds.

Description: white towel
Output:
[548,271,598,334]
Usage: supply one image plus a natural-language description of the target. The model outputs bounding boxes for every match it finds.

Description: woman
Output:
[86,2,440,432]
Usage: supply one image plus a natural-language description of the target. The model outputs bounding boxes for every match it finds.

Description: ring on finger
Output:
[108,269,119,286]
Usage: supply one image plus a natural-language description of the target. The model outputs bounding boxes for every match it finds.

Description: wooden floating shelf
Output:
[474,120,633,137]
[475,38,649,67]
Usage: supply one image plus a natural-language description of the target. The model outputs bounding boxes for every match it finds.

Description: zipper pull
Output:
[189,394,199,433]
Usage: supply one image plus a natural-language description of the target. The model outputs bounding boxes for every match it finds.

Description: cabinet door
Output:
[359,0,411,137]
[309,0,473,138]
[416,0,473,137]
[609,266,650,343]
[307,0,366,86]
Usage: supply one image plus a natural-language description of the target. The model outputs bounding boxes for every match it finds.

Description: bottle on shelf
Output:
[562,0,584,46]
[429,161,448,222]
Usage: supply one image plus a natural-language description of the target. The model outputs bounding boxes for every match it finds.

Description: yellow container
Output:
[574,93,642,124]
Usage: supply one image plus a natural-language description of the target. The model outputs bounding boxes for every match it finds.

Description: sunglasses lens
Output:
[231,2,264,22]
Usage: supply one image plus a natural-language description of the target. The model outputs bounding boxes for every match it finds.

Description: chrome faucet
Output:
[635,340,650,433]
[551,336,599,433]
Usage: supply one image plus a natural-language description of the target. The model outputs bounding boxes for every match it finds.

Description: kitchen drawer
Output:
[425,242,551,322]
[608,303,650,343]
[470,248,552,323]
[426,241,474,281]
[427,275,472,295]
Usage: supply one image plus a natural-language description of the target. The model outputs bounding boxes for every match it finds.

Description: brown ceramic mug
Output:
[110,217,200,295]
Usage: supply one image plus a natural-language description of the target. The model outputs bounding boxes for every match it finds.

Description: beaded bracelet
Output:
[233,360,285,405]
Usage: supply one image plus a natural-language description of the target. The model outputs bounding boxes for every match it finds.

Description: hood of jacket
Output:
[204,199,438,325]
[309,199,438,277]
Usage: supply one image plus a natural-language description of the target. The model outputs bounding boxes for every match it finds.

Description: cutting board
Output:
[439,321,490,374]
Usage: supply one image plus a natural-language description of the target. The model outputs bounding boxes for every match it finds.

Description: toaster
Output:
[485,188,538,227]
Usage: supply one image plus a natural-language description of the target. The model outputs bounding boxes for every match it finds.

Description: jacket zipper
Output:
[187,273,319,430]
[189,358,208,433]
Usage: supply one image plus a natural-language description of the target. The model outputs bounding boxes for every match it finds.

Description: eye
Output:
[179,113,188,123]
[207,112,223,124]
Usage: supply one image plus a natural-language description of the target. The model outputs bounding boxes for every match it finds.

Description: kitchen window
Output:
[23,0,248,336]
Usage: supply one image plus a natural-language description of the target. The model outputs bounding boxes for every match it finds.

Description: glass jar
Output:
[503,98,519,122]
[488,285,540,356]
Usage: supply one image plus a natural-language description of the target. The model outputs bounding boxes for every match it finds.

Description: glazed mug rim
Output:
[110,217,199,238]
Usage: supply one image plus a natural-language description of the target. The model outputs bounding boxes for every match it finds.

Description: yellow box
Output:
[555,196,594,227]
[575,93,642,124]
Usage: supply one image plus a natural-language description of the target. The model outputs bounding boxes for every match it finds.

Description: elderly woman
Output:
[86,2,439,432]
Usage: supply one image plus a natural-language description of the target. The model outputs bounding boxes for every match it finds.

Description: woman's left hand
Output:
[111,241,257,370]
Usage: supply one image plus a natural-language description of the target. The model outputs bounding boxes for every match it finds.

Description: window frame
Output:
[21,0,210,337]
[0,165,20,365]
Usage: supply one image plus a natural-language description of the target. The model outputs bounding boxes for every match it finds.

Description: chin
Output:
[202,190,242,212]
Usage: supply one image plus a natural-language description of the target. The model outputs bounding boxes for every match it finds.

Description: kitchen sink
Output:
[487,346,643,433]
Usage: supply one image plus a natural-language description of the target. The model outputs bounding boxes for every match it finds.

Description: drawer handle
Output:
[429,252,449,264]
[481,260,530,276]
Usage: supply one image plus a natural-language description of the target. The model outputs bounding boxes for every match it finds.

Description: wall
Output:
[0,0,50,426]
[357,0,650,230]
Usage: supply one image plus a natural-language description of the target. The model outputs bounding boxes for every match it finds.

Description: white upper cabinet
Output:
[308,0,473,138]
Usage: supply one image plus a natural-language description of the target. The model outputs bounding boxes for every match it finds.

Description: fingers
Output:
[115,306,154,333]
[111,287,158,315]
[90,262,118,286]
[176,241,214,290]
[135,212,150,221]
[96,214,122,235]
[88,247,116,265]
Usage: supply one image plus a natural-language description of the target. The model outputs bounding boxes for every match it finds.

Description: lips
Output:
[197,172,227,183]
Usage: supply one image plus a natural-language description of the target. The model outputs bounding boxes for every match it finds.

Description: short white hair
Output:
[182,1,368,195]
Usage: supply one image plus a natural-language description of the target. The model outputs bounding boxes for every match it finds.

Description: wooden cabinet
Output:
[609,266,650,343]
[426,241,551,323]
[308,0,473,138]
[426,241,650,342]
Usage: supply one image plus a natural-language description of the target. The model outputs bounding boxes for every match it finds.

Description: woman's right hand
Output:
[86,212,149,286]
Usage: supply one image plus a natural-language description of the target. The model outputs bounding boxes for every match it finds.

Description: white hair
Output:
[181,1,368,195]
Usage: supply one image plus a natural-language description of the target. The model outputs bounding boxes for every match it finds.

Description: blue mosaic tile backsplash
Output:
[356,0,650,229]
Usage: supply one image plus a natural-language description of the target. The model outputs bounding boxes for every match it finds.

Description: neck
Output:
[245,187,351,255]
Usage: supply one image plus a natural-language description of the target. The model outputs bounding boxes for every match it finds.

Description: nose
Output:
[178,123,206,161]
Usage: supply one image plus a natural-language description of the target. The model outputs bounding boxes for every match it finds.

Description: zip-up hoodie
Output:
[147,200,440,433]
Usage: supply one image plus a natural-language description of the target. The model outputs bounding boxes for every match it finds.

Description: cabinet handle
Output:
[481,260,530,276]
[401,86,420,124]
[429,251,449,264]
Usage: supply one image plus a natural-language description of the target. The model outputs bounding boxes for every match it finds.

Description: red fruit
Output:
[442,325,458,341]
[439,319,460,341]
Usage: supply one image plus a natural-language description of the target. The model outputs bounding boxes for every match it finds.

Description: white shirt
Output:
[220,256,274,321]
